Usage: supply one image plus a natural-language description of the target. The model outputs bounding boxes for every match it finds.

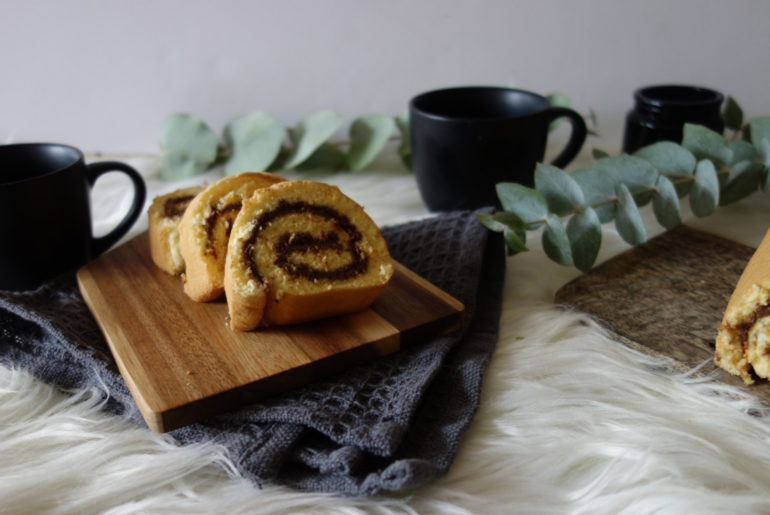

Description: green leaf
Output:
[395,113,412,170]
[593,155,658,206]
[749,117,770,146]
[159,113,219,180]
[652,174,681,230]
[592,148,610,159]
[690,159,720,217]
[346,114,396,171]
[571,167,617,223]
[294,144,347,171]
[476,211,525,233]
[160,150,212,180]
[534,164,586,215]
[495,183,548,225]
[758,138,770,167]
[633,141,696,197]
[723,96,744,131]
[728,140,759,166]
[681,123,732,166]
[614,183,647,245]
[503,227,529,255]
[566,207,602,272]
[222,111,286,176]
[542,214,573,266]
[546,92,570,131]
[285,109,343,168]
[719,161,764,205]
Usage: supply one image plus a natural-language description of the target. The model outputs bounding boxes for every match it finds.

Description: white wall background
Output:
[2,0,769,156]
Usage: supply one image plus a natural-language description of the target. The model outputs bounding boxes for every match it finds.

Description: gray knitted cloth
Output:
[0,210,504,496]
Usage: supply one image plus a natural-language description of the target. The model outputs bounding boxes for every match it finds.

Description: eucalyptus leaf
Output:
[651,174,681,230]
[160,149,212,180]
[759,138,770,167]
[759,139,770,191]
[346,114,396,171]
[690,159,720,217]
[634,141,696,197]
[566,207,602,272]
[285,109,343,168]
[222,111,286,176]
[503,228,529,255]
[294,144,347,171]
[495,183,548,225]
[593,154,658,206]
[395,114,412,170]
[534,164,586,215]
[681,123,732,166]
[542,214,573,266]
[614,183,647,245]
[750,117,770,146]
[719,161,764,205]
[728,140,759,166]
[159,113,219,180]
[571,167,617,223]
[723,96,744,131]
[476,211,525,233]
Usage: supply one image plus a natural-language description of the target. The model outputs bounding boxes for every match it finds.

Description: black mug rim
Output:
[410,86,549,122]
[0,142,84,187]
[634,84,724,110]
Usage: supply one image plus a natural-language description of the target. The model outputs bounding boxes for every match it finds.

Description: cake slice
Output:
[148,185,205,275]
[224,180,394,330]
[178,172,285,302]
[715,228,770,384]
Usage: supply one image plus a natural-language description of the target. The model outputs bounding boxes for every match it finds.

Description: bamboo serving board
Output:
[554,225,770,401]
[77,233,464,433]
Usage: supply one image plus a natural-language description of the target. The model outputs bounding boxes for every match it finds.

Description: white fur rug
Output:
[4,157,770,514]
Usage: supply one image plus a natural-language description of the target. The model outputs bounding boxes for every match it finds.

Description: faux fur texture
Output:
[4,158,770,513]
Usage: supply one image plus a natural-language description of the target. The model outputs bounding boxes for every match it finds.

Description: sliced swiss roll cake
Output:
[148,185,205,275]
[716,228,770,384]
[224,180,394,331]
[178,172,285,302]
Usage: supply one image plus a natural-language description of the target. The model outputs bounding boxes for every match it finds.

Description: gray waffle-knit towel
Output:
[0,209,505,496]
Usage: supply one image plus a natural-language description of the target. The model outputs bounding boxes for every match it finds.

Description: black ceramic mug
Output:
[409,86,587,211]
[0,143,146,291]
[622,84,724,154]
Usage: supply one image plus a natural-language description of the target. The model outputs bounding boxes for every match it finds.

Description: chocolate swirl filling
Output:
[204,202,242,257]
[243,200,368,282]
[163,195,196,219]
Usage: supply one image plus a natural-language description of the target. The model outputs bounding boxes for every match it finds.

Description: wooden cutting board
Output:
[555,225,770,401]
[77,232,464,433]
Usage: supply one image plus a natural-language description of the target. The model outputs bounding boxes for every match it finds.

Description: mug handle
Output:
[543,107,588,168]
[85,161,147,257]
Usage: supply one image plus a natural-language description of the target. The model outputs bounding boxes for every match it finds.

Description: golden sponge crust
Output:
[178,172,285,302]
[715,228,770,384]
[224,180,393,330]
[147,185,205,275]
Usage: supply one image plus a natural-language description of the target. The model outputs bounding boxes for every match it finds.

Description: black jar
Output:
[622,85,724,154]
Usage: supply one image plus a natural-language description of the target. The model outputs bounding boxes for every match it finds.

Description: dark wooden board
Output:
[77,232,464,433]
[554,225,770,399]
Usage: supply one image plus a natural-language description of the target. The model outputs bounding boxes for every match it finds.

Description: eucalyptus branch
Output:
[480,102,770,273]
[157,110,411,180]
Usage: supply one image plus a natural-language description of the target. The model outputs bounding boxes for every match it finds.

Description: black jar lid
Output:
[634,85,724,115]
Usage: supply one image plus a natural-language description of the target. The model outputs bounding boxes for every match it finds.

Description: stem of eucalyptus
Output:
[521,167,733,230]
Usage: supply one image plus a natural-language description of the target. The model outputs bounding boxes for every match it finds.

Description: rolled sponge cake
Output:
[224,180,394,330]
[715,228,770,384]
[147,185,205,275]
[178,172,285,302]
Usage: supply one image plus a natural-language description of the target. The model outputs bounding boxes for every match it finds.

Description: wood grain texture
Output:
[77,232,464,433]
[554,225,770,400]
